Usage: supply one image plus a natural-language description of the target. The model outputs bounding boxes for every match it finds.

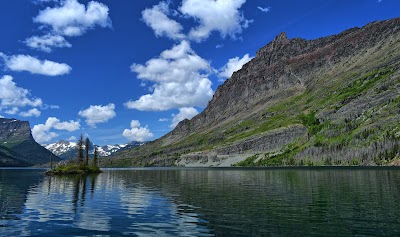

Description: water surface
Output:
[0,167,399,236]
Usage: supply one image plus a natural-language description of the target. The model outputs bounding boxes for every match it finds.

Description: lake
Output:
[0,167,399,236]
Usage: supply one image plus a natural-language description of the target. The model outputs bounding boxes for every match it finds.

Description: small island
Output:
[46,134,102,175]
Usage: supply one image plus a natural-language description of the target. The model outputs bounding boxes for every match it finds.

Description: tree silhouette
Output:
[85,137,90,166]
[93,146,98,168]
[77,134,84,164]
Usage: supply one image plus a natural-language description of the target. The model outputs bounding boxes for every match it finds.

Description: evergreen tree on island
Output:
[93,146,98,168]
[77,134,84,164]
[85,137,90,166]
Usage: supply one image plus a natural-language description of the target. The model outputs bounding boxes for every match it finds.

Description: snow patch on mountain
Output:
[44,140,143,159]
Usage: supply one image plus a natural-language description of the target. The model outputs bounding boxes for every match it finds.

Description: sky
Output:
[0,0,399,146]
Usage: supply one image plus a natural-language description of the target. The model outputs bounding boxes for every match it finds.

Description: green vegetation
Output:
[299,112,320,133]
[232,154,259,167]
[232,66,400,167]
[233,143,301,167]
[46,134,101,175]
[46,163,101,175]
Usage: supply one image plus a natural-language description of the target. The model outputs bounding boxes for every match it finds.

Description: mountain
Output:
[107,17,400,167]
[103,141,145,154]
[45,140,144,159]
[44,140,77,159]
[0,145,31,167]
[97,144,127,156]
[0,118,60,166]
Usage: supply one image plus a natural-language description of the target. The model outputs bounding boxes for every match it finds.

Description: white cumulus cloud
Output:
[78,103,116,127]
[122,120,154,142]
[142,1,185,40]
[5,107,19,115]
[125,41,213,111]
[25,34,71,53]
[32,117,80,144]
[218,54,253,80]
[34,0,111,37]
[180,0,251,42]
[19,108,41,117]
[0,53,71,76]
[170,107,199,128]
[0,75,43,109]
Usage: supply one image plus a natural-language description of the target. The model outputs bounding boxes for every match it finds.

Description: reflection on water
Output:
[0,168,400,236]
[0,169,211,236]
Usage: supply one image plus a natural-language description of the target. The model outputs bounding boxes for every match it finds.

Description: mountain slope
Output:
[0,118,59,166]
[108,17,400,167]
[0,145,32,167]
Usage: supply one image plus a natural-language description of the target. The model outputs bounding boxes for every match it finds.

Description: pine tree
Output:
[85,137,90,166]
[93,147,98,168]
[77,134,84,164]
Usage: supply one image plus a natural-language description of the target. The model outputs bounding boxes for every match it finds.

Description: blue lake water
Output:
[0,167,400,236]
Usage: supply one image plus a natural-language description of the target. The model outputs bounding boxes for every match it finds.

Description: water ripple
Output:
[0,168,400,236]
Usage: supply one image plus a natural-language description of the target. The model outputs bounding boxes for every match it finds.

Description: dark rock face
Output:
[0,118,32,143]
[110,18,400,167]
[0,118,59,166]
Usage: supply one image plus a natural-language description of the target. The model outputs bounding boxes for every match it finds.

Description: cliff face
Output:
[109,18,400,167]
[0,119,33,143]
[172,19,400,136]
[0,118,59,166]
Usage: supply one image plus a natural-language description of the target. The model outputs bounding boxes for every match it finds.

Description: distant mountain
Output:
[108,18,400,167]
[0,118,59,166]
[44,140,77,160]
[44,140,144,160]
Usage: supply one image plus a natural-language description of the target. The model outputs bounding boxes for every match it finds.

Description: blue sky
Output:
[0,0,398,145]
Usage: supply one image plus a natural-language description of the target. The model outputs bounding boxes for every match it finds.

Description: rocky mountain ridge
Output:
[45,140,144,159]
[0,118,59,166]
[107,17,400,167]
